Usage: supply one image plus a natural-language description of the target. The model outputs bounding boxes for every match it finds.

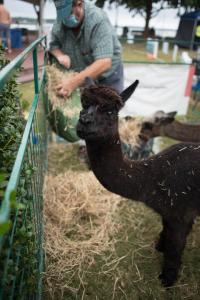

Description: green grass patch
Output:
[18,81,34,111]
[122,41,196,63]
[65,202,200,300]
[48,143,88,175]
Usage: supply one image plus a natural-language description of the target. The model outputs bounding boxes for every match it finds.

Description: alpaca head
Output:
[139,110,177,141]
[76,78,139,141]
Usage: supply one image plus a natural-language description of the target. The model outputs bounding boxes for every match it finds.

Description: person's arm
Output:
[49,23,71,68]
[6,10,12,25]
[8,11,11,25]
[56,57,112,97]
[50,48,71,69]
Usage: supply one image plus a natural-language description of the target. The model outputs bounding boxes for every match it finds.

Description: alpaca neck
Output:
[160,121,200,142]
[86,133,148,201]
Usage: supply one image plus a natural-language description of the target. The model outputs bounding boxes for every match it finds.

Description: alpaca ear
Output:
[155,111,177,125]
[120,80,139,103]
[84,77,96,88]
[161,111,177,124]
[167,111,177,119]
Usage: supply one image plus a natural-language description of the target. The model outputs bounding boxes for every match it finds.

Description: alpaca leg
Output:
[155,219,168,252]
[159,220,193,287]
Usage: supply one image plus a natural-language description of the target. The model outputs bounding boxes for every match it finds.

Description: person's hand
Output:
[57,54,71,69]
[56,77,76,97]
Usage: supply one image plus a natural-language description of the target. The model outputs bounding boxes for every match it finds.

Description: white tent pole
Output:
[39,0,45,36]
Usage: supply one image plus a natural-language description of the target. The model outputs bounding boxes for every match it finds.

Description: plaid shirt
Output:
[49,0,122,79]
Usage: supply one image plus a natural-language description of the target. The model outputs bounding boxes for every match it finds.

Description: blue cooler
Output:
[11,28,22,48]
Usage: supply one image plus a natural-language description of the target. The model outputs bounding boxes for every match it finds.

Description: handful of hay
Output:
[46,65,81,117]
[44,170,121,296]
[45,65,81,142]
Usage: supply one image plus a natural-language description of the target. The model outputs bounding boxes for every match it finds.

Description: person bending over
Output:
[50,0,124,97]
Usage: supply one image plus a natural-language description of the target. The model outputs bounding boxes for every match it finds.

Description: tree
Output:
[167,0,200,13]
[95,0,105,7]
[94,0,165,37]
[95,0,200,36]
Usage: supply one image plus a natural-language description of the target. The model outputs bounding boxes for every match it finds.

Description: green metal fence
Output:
[0,36,48,299]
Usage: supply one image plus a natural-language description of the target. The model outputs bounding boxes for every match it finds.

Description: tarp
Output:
[120,63,192,117]
[176,10,200,49]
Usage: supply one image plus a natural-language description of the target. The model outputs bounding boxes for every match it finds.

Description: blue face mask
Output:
[63,14,79,28]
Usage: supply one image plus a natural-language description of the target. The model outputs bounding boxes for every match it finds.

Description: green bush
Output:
[0,45,25,202]
[0,46,41,298]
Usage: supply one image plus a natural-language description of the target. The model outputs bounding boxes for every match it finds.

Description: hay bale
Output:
[44,170,121,296]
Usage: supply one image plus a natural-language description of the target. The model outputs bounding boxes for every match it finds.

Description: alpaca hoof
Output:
[158,272,177,287]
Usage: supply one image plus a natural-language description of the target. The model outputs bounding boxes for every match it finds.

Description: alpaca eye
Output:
[107,111,113,115]
[98,105,107,112]
[83,103,90,110]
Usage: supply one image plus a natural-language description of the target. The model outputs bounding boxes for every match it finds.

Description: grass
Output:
[47,143,88,175]
[122,41,196,63]
[18,81,34,111]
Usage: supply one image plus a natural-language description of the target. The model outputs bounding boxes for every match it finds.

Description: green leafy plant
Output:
[0,45,25,238]
[0,46,39,298]
[0,45,25,196]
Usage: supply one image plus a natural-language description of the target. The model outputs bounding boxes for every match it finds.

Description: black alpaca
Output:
[76,78,200,287]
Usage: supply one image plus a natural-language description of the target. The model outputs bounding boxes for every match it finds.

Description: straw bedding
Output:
[44,67,144,297]
[119,117,142,146]
[44,170,121,296]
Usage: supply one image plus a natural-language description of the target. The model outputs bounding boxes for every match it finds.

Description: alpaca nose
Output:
[80,110,94,124]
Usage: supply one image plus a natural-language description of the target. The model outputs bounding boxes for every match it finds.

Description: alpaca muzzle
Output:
[79,107,95,124]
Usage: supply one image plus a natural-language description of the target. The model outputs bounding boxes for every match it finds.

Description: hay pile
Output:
[46,65,80,117]
[119,117,142,146]
[44,170,121,296]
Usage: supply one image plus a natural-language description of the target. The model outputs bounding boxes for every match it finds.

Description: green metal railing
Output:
[0,36,48,299]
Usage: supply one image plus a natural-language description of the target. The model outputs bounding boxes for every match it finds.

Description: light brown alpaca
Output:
[140,110,200,143]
